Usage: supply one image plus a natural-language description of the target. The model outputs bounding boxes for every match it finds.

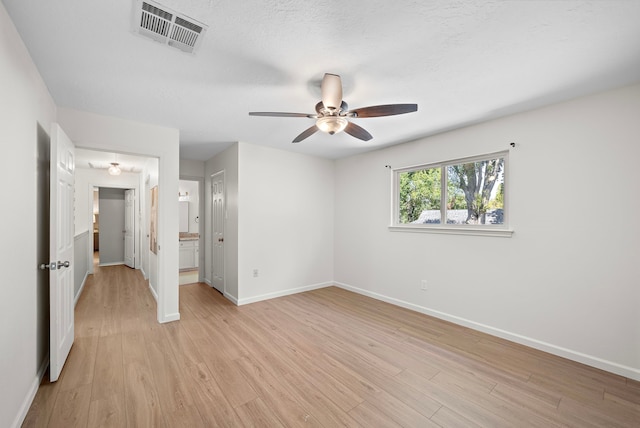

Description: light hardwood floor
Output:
[24,264,639,427]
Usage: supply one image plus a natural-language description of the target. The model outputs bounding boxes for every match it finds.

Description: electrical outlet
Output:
[421,280,428,291]
[253,269,259,277]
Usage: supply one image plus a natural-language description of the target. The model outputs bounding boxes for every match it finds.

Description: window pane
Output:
[398,167,441,224]
[446,157,504,224]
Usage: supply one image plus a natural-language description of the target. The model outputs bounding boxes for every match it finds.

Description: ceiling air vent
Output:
[132,0,207,54]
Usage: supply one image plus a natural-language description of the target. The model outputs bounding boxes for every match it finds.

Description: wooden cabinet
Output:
[179,240,199,270]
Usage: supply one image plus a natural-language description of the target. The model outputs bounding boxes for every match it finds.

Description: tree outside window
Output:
[397,153,506,226]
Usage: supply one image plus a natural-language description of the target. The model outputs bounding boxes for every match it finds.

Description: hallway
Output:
[23,263,167,426]
[25,259,245,427]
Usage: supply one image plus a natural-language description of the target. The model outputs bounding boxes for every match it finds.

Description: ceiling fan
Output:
[249,73,418,143]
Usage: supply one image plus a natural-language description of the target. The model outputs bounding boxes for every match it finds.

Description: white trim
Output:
[11,352,49,428]
[74,270,89,307]
[334,281,640,381]
[98,261,125,267]
[389,225,514,237]
[224,292,238,305]
[160,312,180,323]
[237,281,333,306]
[148,282,158,301]
[204,277,212,286]
[140,266,148,280]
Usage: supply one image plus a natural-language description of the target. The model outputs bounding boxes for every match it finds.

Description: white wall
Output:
[57,108,180,323]
[237,143,335,304]
[204,142,335,304]
[0,3,57,427]
[334,84,640,380]
[204,144,239,299]
[180,159,205,178]
[73,232,89,300]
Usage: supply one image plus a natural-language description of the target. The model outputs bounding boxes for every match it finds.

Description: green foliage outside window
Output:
[399,168,440,223]
[398,155,505,225]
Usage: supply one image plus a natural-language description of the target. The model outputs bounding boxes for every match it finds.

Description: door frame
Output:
[87,183,139,274]
[210,170,226,294]
[59,107,180,324]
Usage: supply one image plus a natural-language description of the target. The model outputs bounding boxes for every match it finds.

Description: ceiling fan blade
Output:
[321,73,343,110]
[249,112,315,118]
[344,122,373,141]
[349,104,418,118]
[292,125,319,143]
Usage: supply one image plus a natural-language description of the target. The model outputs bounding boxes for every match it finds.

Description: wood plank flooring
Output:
[24,264,639,427]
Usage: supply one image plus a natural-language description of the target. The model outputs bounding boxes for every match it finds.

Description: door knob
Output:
[57,261,70,269]
[218,238,224,242]
[40,262,55,270]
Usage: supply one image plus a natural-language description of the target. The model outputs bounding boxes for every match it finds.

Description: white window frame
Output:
[389,151,513,237]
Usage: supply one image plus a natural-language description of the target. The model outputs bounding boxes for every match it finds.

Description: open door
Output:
[211,171,225,293]
[48,124,75,382]
[124,189,135,268]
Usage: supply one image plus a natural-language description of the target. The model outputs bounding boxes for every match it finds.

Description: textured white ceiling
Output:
[4,0,640,161]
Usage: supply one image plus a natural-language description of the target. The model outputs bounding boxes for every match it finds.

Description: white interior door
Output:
[48,124,75,382]
[124,189,135,268]
[211,171,225,293]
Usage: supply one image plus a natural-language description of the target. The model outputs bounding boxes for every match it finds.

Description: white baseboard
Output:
[140,267,147,280]
[98,261,124,267]
[12,352,49,428]
[74,271,89,307]
[202,276,231,302]
[148,282,158,301]
[224,291,238,305]
[159,312,180,323]
[334,281,640,382]
[237,281,332,306]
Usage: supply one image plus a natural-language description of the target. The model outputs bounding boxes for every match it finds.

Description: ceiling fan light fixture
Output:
[316,116,348,135]
[108,162,122,176]
[248,73,417,143]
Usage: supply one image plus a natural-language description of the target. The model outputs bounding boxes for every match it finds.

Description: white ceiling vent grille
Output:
[132,0,207,54]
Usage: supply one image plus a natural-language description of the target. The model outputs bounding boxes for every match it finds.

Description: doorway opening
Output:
[75,148,159,298]
[179,178,202,285]
[93,187,135,268]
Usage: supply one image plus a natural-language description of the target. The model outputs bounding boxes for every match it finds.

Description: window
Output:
[392,151,511,236]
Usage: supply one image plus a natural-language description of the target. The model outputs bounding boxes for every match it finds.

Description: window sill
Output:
[388,225,514,237]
